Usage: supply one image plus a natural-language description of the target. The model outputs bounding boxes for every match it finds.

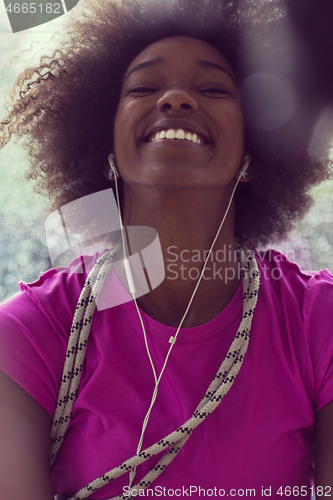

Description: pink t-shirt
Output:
[0,250,332,499]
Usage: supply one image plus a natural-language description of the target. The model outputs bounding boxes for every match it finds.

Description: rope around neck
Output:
[51,245,260,500]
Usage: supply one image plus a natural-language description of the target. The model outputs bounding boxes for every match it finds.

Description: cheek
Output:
[113,100,142,155]
[211,98,244,134]
[213,104,245,169]
[225,105,245,147]
[113,102,143,182]
[113,105,123,147]
[113,105,130,160]
[227,100,244,131]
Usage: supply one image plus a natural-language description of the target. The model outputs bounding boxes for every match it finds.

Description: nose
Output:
[157,89,198,113]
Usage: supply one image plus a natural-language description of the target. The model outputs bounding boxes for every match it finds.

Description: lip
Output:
[141,119,212,146]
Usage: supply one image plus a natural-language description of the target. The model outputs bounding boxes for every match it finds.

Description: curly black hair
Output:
[1,0,332,247]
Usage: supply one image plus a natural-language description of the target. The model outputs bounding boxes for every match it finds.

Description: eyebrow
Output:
[123,57,237,85]
[123,57,164,82]
[195,59,237,85]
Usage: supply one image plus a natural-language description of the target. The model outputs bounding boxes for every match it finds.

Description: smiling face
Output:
[113,36,245,190]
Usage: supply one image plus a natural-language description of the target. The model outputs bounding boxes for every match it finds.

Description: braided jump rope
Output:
[50,245,260,500]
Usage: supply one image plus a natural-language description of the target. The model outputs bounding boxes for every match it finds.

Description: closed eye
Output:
[126,86,159,96]
[198,86,232,97]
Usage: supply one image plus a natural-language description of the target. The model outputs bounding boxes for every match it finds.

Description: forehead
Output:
[126,36,235,76]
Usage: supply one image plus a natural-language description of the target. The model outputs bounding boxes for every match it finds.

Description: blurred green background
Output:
[0,3,332,302]
[0,5,66,300]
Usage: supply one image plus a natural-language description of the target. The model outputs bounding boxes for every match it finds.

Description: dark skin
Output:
[114,37,245,327]
[0,36,332,498]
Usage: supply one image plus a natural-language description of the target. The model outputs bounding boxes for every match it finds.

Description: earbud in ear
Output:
[238,155,251,180]
[107,153,119,180]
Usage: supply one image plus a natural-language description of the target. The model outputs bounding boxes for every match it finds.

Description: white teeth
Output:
[175,129,185,140]
[166,130,176,139]
[150,128,204,145]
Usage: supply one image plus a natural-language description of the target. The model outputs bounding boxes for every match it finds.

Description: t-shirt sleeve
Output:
[0,253,104,418]
[0,290,68,417]
[304,269,333,413]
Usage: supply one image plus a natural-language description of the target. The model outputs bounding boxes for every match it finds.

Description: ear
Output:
[103,163,112,182]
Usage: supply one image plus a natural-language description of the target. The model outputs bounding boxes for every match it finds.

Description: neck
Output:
[121,184,241,327]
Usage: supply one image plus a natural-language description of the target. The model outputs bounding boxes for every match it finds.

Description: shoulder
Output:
[18,253,99,316]
[255,247,333,343]
[255,248,333,306]
[0,250,108,356]
[0,252,104,415]
[2,251,111,325]
[255,248,333,412]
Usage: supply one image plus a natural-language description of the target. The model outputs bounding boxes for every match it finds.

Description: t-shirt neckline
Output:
[129,281,243,344]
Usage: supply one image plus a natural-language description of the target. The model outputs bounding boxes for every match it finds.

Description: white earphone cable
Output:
[111,155,249,488]
[111,160,158,389]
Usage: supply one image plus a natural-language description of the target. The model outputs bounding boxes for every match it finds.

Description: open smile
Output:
[148,128,207,145]
[142,120,212,147]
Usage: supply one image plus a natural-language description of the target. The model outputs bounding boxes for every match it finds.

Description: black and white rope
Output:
[51,246,259,500]
[50,245,120,466]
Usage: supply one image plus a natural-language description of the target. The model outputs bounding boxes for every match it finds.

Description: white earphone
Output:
[107,154,135,294]
[108,153,119,180]
[238,155,251,180]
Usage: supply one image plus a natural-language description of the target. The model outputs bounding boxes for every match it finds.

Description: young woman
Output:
[0,1,332,499]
